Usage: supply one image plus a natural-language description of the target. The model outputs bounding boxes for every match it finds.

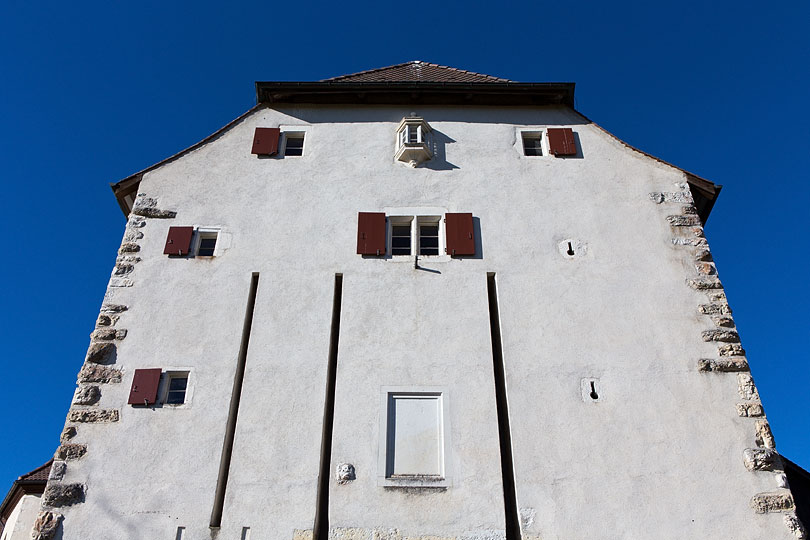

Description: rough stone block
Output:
[100,304,128,313]
[709,291,727,303]
[91,328,117,341]
[73,385,101,405]
[785,513,808,539]
[649,191,693,204]
[116,329,128,340]
[109,277,134,287]
[667,215,701,227]
[330,528,372,540]
[60,426,77,443]
[67,409,119,423]
[372,529,402,540]
[49,461,66,481]
[737,402,765,417]
[96,314,113,326]
[698,303,732,315]
[756,420,776,448]
[738,373,760,400]
[31,510,63,540]
[682,204,698,215]
[55,443,87,461]
[695,262,717,275]
[127,215,146,228]
[118,243,140,253]
[743,448,781,471]
[113,263,134,275]
[85,342,115,364]
[123,229,144,241]
[695,248,713,261]
[702,329,740,342]
[132,196,177,218]
[698,358,749,373]
[688,278,723,290]
[672,237,709,247]
[78,364,122,383]
[718,343,746,357]
[43,483,85,507]
[293,530,314,540]
[711,316,735,328]
[750,490,794,513]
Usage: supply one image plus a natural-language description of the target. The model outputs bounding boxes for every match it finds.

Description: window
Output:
[164,372,189,405]
[418,220,440,256]
[378,388,451,487]
[391,221,412,256]
[395,116,432,167]
[283,132,305,156]
[522,132,543,156]
[196,231,218,257]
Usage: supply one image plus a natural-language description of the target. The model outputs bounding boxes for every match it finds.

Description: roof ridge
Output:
[321,60,513,83]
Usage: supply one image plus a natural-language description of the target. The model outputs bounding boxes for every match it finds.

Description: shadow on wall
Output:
[422,130,458,171]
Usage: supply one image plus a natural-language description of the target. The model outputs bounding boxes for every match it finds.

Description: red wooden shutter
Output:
[547,128,577,156]
[128,368,162,405]
[163,226,194,256]
[251,127,280,155]
[445,213,475,256]
[356,212,386,255]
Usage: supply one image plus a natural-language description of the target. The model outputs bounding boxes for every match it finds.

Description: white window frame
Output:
[383,207,449,262]
[515,127,549,158]
[194,228,220,257]
[278,125,311,158]
[158,369,194,408]
[377,386,452,488]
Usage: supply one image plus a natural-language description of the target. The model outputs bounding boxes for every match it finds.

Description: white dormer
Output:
[395,116,432,167]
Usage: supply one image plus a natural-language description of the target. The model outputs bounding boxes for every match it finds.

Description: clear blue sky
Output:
[1,0,808,489]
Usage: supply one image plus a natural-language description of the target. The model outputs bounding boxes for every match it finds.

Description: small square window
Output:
[165,373,189,405]
[522,132,543,156]
[284,133,305,156]
[196,231,218,257]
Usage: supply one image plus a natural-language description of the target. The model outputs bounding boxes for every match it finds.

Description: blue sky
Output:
[0,0,808,489]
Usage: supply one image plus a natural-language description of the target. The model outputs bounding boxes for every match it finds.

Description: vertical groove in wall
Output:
[487,273,522,540]
[313,273,343,540]
[210,272,260,528]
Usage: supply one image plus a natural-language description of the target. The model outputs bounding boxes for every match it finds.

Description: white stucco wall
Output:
[49,104,794,539]
[2,495,42,540]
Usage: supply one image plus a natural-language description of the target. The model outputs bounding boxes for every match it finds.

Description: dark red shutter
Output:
[547,128,577,156]
[163,226,194,256]
[356,212,386,255]
[445,213,475,256]
[128,368,162,405]
[251,127,280,155]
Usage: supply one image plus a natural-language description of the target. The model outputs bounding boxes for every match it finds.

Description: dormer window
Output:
[395,116,432,167]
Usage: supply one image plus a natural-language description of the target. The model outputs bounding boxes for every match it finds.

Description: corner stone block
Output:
[67,409,119,423]
[91,328,117,341]
[49,461,66,481]
[698,303,732,315]
[43,483,85,507]
[96,314,113,326]
[667,215,701,227]
[750,490,794,513]
[55,443,87,461]
[698,358,749,373]
[100,304,128,313]
[702,329,740,343]
[695,262,717,275]
[688,278,723,290]
[718,343,746,357]
[78,364,122,384]
[31,511,63,540]
[109,277,134,287]
[756,420,776,449]
[131,196,177,218]
[85,342,115,364]
[293,530,314,540]
[73,385,101,405]
[743,448,782,471]
[785,513,808,539]
[712,316,735,328]
[695,249,713,261]
[60,426,77,443]
[737,402,765,417]
[118,242,140,253]
[738,373,760,400]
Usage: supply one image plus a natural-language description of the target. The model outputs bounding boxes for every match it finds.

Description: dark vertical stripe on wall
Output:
[313,274,344,540]
[210,272,260,529]
[487,273,522,540]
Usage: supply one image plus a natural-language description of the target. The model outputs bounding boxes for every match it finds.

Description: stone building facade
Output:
[32,61,807,540]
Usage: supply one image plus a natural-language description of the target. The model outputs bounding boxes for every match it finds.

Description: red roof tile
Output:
[17,460,52,483]
[322,61,513,83]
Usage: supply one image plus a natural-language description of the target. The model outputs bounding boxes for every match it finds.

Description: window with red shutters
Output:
[445,213,475,256]
[163,226,194,256]
[356,212,386,256]
[128,368,162,406]
[251,127,280,155]
[547,128,577,156]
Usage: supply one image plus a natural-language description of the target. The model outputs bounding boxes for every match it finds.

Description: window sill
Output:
[387,255,451,263]
[379,475,450,488]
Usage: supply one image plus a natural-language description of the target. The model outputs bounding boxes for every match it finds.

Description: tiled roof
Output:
[322,61,514,83]
[17,460,52,483]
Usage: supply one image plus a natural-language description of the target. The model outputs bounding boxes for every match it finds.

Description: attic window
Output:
[395,116,432,167]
